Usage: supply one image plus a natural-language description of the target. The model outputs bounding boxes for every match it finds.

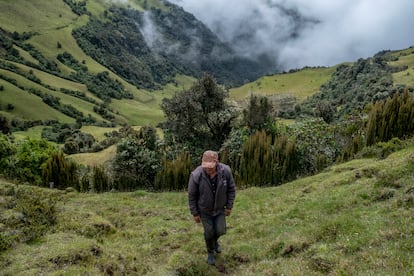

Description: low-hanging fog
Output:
[168,0,414,70]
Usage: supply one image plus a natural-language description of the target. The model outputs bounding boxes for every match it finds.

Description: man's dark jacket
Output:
[188,163,236,217]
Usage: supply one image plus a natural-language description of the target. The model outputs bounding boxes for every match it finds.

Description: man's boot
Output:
[207,253,215,265]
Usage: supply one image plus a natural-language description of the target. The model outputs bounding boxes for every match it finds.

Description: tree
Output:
[243,94,273,131]
[8,138,57,185]
[0,116,11,134]
[42,152,79,189]
[111,127,162,191]
[160,73,238,154]
[315,101,334,123]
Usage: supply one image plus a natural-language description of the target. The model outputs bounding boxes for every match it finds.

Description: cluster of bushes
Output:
[63,0,90,16]
[0,183,59,252]
[300,55,401,122]
[57,51,88,73]
[0,134,115,193]
[2,65,414,193]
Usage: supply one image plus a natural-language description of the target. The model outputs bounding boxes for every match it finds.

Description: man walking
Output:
[188,150,236,265]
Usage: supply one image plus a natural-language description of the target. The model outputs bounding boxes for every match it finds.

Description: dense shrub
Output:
[155,151,193,191]
[301,56,395,121]
[0,183,58,252]
[160,74,237,156]
[6,138,58,185]
[111,126,161,191]
[41,152,79,189]
[366,89,414,146]
[0,134,16,173]
[234,131,298,187]
[91,165,112,193]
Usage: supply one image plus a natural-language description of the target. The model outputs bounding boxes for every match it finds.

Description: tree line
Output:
[1,74,413,192]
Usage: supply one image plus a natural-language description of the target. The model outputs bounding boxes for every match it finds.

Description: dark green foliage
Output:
[155,151,193,191]
[315,101,334,123]
[243,94,274,131]
[301,56,395,121]
[6,138,57,185]
[42,123,76,143]
[160,74,237,155]
[41,152,79,189]
[41,123,97,154]
[111,126,161,191]
[72,6,271,89]
[63,130,96,154]
[0,134,16,172]
[91,165,111,193]
[0,183,58,252]
[220,128,249,173]
[57,51,88,72]
[339,132,364,162]
[57,51,132,102]
[234,131,298,187]
[72,13,175,90]
[286,118,342,175]
[85,71,132,101]
[0,116,10,134]
[366,89,414,146]
[63,0,90,16]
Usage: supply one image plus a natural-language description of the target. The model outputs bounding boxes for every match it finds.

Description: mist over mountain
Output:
[169,0,414,70]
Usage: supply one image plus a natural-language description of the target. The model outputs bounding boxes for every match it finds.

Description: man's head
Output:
[201,150,218,174]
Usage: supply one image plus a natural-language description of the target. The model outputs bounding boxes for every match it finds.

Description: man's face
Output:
[204,163,217,176]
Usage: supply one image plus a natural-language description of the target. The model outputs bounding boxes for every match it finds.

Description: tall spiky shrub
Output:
[237,131,298,187]
[92,165,111,193]
[366,89,414,146]
[366,101,383,146]
[42,152,79,189]
[155,151,193,191]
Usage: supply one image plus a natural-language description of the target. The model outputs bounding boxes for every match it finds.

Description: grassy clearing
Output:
[229,67,337,102]
[12,126,45,140]
[2,146,414,275]
[389,48,414,87]
[68,145,117,167]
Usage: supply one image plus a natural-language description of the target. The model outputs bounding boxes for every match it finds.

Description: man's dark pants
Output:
[201,213,226,253]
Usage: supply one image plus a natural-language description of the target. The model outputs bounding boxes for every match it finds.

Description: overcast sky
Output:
[168,0,414,70]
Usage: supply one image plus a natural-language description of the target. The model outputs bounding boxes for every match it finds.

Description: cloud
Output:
[168,0,414,70]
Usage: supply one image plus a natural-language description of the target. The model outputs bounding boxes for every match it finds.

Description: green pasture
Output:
[389,48,414,87]
[68,144,117,167]
[0,0,77,33]
[0,77,74,123]
[229,67,337,102]
[12,126,46,140]
[2,145,414,275]
[0,68,108,123]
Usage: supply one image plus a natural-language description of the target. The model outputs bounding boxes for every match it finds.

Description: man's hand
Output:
[225,209,232,216]
[193,215,201,223]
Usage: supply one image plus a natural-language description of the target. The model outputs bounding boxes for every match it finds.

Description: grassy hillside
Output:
[389,47,414,87]
[0,0,196,129]
[229,67,337,102]
[1,145,414,275]
[1,0,414,139]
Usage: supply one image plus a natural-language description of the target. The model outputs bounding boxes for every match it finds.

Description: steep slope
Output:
[0,0,275,133]
[1,144,414,274]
